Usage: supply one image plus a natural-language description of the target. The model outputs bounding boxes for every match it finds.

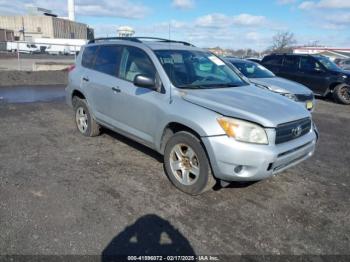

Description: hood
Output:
[330,69,350,83]
[250,77,312,95]
[181,85,310,128]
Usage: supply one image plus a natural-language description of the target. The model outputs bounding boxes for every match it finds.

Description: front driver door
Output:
[299,57,328,95]
[109,46,167,147]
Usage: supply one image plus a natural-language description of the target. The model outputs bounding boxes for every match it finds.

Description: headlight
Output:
[217,117,268,144]
[281,93,298,101]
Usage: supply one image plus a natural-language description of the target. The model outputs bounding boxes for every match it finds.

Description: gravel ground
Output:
[0,71,68,87]
[0,95,349,257]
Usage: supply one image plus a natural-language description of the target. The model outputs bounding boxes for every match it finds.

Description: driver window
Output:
[300,57,321,72]
[119,46,156,82]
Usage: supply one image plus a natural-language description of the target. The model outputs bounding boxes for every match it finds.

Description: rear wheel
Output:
[73,97,100,137]
[333,84,350,105]
[164,132,215,195]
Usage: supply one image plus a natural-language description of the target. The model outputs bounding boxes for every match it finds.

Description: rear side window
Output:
[93,45,122,76]
[262,56,283,66]
[82,46,98,69]
[283,56,300,69]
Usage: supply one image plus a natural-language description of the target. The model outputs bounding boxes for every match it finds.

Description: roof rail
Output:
[88,37,142,44]
[88,36,195,46]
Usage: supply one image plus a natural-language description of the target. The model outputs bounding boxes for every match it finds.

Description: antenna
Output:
[168,22,172,41]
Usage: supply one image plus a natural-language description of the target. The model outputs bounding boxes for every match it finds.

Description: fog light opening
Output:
[267,163,273,171]
[234,165,243,174]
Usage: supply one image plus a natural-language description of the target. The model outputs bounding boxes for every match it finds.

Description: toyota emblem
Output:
[292,125,303,137]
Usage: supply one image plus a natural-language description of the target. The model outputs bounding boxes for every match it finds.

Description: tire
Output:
[333,84,350,105]
[73,97,100,137]
[164,131,216,195]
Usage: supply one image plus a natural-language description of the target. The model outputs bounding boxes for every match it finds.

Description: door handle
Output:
[82,77,89,82]
[112,87,121,93]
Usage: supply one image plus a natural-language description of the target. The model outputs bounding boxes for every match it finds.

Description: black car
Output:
[261,54,350,104]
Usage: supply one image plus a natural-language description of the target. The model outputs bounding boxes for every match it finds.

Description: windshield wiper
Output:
[177,84,203,89]
[177,83,241,89]
[199,83,240,88]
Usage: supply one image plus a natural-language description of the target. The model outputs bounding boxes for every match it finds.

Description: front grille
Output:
[275,118,312,144]
[295,93,314,102]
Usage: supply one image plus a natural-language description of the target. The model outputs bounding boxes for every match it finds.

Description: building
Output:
[293,47,350,61]
[0,28,14,41]
[0,15,89,41]
[117,26,135,37]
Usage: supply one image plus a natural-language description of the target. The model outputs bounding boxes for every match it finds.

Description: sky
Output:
[0,0,349,50]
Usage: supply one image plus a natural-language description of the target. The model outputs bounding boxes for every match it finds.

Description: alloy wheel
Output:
[340,86,350,102]
[75,107,88,133]
[169,143,200,186]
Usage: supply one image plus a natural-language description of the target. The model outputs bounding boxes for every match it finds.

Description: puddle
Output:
[0,85,65,103]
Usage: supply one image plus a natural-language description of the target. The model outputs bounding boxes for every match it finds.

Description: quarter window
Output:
[82,46,98,69]
[263,56,283,66]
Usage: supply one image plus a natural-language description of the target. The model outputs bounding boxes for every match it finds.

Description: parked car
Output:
[66,37,318,195]
[261,54,350,104]
[226,58,315,111]
[6,42,40,54]
[45,44,71,55]
[337,59,350,71]
[246,58,262,63]
[34,38,87,56]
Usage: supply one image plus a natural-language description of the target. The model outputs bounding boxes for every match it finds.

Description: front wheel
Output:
[333,84,350,105]
[164,132,216,195]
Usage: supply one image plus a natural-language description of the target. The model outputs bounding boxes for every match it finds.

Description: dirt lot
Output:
[0,71,68,87]
[0,92,349,257]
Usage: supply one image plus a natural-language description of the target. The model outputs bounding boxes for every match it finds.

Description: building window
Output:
[37,27,41,33]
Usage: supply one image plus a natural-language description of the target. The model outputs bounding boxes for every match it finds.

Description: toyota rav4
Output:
[66,37,318,195]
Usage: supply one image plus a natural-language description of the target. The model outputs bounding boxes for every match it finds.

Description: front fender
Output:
[154,97,225,152]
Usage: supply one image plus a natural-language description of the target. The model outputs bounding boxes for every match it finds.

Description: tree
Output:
[271,31,297,53]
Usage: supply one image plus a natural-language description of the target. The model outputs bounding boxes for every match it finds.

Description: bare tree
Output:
[271,31,297,53]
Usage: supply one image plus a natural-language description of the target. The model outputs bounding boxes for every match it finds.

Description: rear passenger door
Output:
[261,55,283,75]
[279,56,302,82]
[84,45,123,122]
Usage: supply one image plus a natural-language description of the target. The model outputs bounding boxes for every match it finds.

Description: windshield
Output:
[155,50,247,89]
[230,61,275,78]
[317,56,340,71]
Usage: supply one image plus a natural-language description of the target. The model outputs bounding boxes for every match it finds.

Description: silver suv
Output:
[66,37,318,195]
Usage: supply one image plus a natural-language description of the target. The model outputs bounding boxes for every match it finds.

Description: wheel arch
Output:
[159,122,203,155]
[329,82,343,91]
[72,89,86,105]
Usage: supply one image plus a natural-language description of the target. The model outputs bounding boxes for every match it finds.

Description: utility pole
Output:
[21,16,25,41]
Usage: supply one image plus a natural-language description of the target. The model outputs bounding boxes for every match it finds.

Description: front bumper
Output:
[202,126,317,182]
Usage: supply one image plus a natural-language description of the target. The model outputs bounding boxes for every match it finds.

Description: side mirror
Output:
[134,74,156,89]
